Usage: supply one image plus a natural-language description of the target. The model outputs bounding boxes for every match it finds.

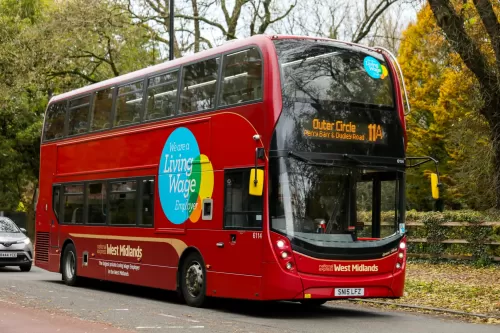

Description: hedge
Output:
[358,210,500,265]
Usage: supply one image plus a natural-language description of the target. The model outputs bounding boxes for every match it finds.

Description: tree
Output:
[122,0,297,55]
[427,0,500,207]
[0,0,161,237]
[271,0,414,52]
[41,0,156,85]
[0,0,48,234]
[399,3,496,210]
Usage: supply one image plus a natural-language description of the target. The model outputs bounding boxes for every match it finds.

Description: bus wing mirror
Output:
[249,147,265,196]
[406,156,441,201]
[430,172,439,199]
[249,168,264,196]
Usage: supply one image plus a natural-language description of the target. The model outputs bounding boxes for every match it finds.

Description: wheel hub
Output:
[66,252,75,280]
[185,261,203,298]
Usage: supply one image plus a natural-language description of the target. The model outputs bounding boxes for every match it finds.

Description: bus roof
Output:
[49,34,378,103]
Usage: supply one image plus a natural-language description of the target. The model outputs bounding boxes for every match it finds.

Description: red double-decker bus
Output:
[35,34,412,307]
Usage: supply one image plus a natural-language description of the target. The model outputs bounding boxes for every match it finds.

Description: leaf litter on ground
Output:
[337,261,500,324]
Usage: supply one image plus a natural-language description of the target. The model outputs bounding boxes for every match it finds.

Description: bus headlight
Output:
[286,262,293,270]
[396,262,401,269]
[398,252,404,259]
[281,251,289,259]
[399,242,406,250]
[277,240,285,249]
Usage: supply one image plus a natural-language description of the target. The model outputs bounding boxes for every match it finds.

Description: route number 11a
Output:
[368,124,383,142]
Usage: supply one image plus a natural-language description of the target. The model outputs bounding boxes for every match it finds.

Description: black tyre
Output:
[61,243,78,286]
[300,299,328,307]
[19,264,32,272]
[180,252,207,307]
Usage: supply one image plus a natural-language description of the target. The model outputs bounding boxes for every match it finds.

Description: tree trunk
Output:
[191,0,200,52]
[490,106,500,209]
[26,204,35,240]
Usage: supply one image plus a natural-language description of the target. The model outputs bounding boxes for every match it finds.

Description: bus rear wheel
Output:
[180,252,206,307]
[62,243,78,286]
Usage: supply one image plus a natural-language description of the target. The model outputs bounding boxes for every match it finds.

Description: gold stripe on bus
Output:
[69,233,187,257]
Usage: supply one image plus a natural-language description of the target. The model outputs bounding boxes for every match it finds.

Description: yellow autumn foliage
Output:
[398,3,496,209]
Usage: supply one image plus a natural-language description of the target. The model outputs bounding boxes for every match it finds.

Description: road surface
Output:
[0,266,497,333]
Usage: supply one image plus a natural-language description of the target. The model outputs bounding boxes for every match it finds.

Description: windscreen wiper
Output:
[288,151,403,172]
[341,153,403,172]
[288,151,336,167]
[342,153,364,164]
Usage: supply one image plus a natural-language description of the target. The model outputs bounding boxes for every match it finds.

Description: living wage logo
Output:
[363,56,388,79]
[158,127,214,225]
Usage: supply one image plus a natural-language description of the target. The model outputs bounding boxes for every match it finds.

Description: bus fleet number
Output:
[253,232,262,239]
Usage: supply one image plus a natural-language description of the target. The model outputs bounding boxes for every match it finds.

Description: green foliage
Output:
[421,213,446,261]
[0,0,161,236]
[359,210,500,264]
[408,210,497,264]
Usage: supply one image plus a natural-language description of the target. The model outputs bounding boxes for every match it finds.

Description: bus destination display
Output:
[302,118,387,144]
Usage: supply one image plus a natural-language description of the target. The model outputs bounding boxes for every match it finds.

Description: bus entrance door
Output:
[211,168,264,299]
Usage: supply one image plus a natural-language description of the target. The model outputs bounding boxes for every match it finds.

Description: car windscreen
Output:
[0,218,20,233]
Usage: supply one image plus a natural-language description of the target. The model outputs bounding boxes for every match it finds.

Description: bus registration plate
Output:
[334,288,364,296]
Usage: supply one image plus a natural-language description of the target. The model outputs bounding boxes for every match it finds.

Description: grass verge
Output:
[350,261,500,324]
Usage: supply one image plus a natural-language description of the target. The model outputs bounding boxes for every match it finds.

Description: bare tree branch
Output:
[175,13,229,36]
[47,70,98,83]
[352,0,397,43]
[256,0,296,34]
[221,0,231,24]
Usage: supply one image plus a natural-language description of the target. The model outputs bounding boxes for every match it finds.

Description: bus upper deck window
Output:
[220,48,263,106]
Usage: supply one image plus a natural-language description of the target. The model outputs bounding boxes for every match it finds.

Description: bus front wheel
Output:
[180,252,207,307]
[62,243,78,286]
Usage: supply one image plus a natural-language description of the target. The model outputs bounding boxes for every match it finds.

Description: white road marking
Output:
[136,325,204,329]
[158,313,200,323]
[114,309,129,311]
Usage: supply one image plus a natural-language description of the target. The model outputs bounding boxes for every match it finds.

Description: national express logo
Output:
[158,127,214,224]
[363,56,388,80]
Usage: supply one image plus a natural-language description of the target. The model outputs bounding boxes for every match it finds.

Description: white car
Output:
[0,217,33,272]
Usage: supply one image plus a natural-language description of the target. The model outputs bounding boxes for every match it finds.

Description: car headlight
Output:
[23,238,31,245]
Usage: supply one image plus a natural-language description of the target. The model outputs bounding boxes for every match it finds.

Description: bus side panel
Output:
[61,229,180,291]
[184,112,265,299]
[206,271,261,299]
